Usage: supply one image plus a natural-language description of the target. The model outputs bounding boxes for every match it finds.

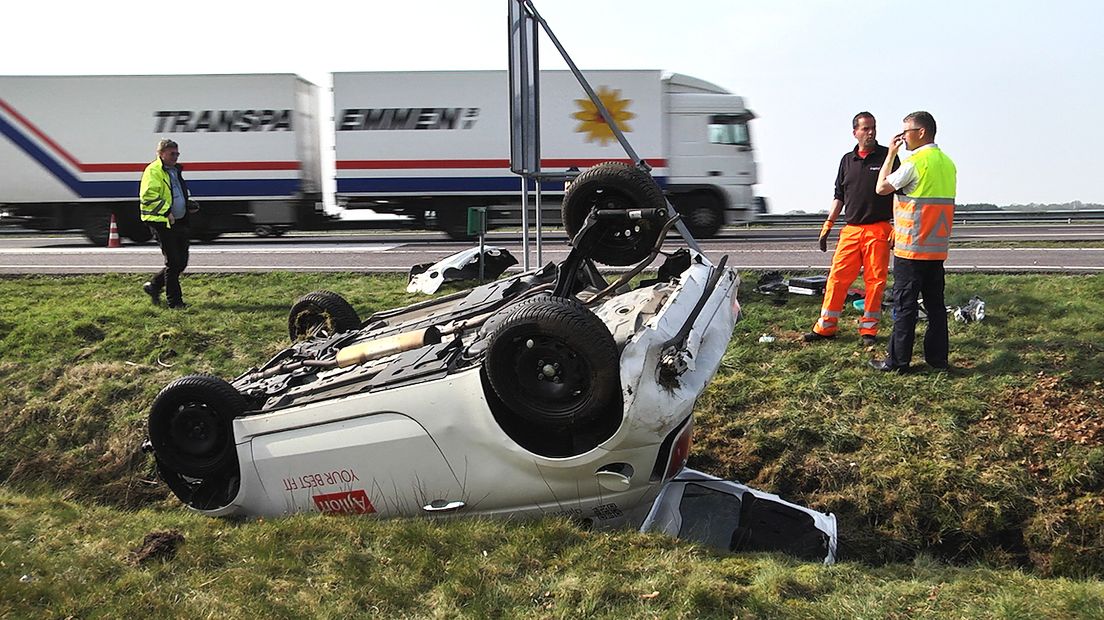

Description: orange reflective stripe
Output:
[893,196,955,260]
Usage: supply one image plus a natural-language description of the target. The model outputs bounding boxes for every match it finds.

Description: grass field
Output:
[1,271,1103,617]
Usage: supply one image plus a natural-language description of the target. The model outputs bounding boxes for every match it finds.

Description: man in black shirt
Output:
[803,112,899,346]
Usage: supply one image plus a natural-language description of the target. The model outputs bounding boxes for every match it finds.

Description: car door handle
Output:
[707,170,722,176]
[422,499,466,513]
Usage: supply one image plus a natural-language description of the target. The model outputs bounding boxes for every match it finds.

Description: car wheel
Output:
[148,374,246,478]
[561,161,666,266]
[485,296,620,428]
[288,290,361,342]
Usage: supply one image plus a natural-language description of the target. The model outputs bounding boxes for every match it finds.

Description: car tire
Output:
[288,290,361,342]
[485,296,620,428]
[561,161,666,266]
[148,374,246,478]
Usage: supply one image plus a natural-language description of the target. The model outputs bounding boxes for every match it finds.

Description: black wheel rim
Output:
[167,401,225,465]
[507,333,592,415]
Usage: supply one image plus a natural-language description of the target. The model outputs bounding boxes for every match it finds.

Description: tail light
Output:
[665,418,694,480]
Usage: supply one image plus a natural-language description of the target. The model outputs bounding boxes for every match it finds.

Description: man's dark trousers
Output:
[886,256,948,369]
[149,223,190,306]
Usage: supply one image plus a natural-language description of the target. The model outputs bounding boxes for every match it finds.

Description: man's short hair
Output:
[852,111,875,129]
[903,111,936,137]
[156,138,179,153]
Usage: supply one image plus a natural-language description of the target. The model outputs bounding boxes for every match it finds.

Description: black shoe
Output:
[861,335,877,347]
[142,281,161,306]
[802,331,835,343]
[928,363,952,372]
[868,359,908,373]
[167,301,188,309]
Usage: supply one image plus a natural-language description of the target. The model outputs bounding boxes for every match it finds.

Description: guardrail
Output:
[755,210,1104,226]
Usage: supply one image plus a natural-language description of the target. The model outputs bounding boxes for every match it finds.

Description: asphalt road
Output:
[1,224,1103,274]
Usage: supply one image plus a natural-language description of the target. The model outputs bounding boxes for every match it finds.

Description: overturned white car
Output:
[146,163,836,563]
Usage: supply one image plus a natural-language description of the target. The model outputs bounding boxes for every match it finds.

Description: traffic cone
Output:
[107,213,121,248]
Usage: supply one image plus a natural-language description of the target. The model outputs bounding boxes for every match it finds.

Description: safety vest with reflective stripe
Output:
[139,159,173,226]
[893,146,957,260]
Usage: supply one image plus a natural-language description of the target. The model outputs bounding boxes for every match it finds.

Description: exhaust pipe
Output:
[335,326,442,368]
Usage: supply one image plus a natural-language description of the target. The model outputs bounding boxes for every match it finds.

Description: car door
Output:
[247,412,466,518]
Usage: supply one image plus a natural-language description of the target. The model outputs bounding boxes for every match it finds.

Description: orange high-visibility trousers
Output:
[812,220,892,337]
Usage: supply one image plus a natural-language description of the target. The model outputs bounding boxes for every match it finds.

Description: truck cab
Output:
[664,73,759,238]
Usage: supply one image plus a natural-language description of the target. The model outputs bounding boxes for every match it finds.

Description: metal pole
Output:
[479,209,486,283]
[520,177,530,270]
[535,179,542,265]
[521,0,641,166]
[521,0,700,252]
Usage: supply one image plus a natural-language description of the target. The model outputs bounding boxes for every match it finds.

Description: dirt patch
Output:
[1007,373,1104,445]
[128,530,185,565]
[990,372,1104,485]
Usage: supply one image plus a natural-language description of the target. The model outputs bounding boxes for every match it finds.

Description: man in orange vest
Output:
[870,111,957,372]
[803,112,899,346]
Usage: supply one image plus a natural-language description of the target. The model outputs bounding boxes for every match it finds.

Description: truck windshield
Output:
[708,115,750,147]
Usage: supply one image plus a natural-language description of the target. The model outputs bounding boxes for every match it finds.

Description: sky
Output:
[3,0,1102,213]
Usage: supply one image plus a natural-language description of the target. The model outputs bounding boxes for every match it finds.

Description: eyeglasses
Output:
[894,128,921,141]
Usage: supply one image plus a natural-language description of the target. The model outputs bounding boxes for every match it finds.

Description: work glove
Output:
[818,220,834,252]
[186,199,201,214]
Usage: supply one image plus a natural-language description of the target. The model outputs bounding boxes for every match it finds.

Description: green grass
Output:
[1,271,1104,616]
[2,490,1103,619]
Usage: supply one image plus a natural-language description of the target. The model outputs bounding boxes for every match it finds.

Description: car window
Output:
[676,483,742,549]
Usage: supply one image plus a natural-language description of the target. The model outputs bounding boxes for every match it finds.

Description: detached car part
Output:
[407,246,518,295]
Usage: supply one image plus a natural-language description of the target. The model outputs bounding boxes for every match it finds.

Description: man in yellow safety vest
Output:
[871,111,957,372]
[139,139,199,309]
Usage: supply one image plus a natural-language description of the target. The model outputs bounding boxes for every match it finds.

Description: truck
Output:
[0,70,763,242]
[335,70,763,238]
[0,73,325,244]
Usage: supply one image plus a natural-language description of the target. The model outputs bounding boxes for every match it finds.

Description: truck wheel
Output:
[438,208,475,241]
[189,213,221,243]
[485,296,620,428]
[81,210,111,246]
[677,193,723,238]
[148,374,246,478]
[118,211,153,244]
[125,225,153,244]
[288,290,361,341]
[561,161,665,266]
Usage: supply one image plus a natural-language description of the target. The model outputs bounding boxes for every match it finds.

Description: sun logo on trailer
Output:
[572,86,635,146]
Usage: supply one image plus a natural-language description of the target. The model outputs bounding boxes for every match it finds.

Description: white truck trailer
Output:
[334,70,764,238]
[0,74,324,243]
[0,70,762,242]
